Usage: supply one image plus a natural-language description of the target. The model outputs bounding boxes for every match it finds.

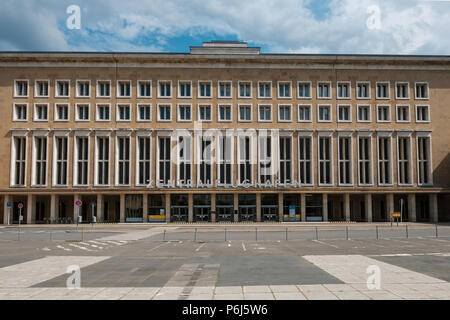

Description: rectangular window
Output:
[158,104,171,121]
[13,137,26,186]
[357,105,371,122]
[318,136,332,185]
[396,82,409,99]
[318,105,331,122]
[259,135,272,184]
[298,136,312,185]
[35,80,49,97]
[376,82,390,99]
[338,136,352,185]
[178,81,191,98]
[137,136,151,186]
[279,137,292,184]
[76,104,90,121]
[96,137,110,185]
[219,81,232,98]
[258,105,272,122]
[15,80,28,97]
[278,105,291,122]
[198,81,212,98]
[137,104,151,121]
[396,105,410,122]
[96,104,110,121]
[34,104,48,121]
[337,82,350,99]
[158,81,172,98]
[97,81,111,97]
[357,82,370,99]
[54,137,68,185]
[415,82,429,99]
[416,105,430,122]
[158,137,171,185]
[117,81,131,98]
[317,82,331,99]
[358,137,372,185]
[117,104,130,121]
[178,104,191,121]
[258,82,271,98]
[218,136,232,185]
[239,136,252,184]
[33,136,47,186]
[218,104,232,121]
[198,104,212,121]
[278,82,291,98]
[377,105,390,122]
[117,137,130,185]
[239,81,252,98]
[337,105,351,122]
[138,81,152,98]
[298,82,311,99]
[198,137,212,185]
[75,137,89,185]
[178,136,191,186]
[378,137,392,185]
[397,136,411,185]
[14,104,27,121]
[417,136,431,185]
[238,105,252,121]
[77,80,90,97]
[55,104,69,121]
[298,105,311,122]
[56,80,70,97]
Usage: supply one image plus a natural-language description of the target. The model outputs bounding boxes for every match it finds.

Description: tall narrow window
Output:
[76,104,89,121]
[317,82,331,99]
[357,82,370,99]
[117,137,130,185]
[198,137,212,185]
[178,81,191,98]
[337,82,350,99]
[158,81,171,98]
[258,82,271,98]
[358,137,371,185]
[117,81,131,97]
[218,136,232,185]
[279,137,292,184]
[398,136,410,185]
[259,135,272,184]
[238,105,252,121]
[137,136,151,186]
[278,105,291,122]
[138,81,152,98]
[415,83,429,99]
[278,82,291,98]
[396,82,409,99]
[56,80,70,97]
[137,104,151,121]
[378,136,392,185]
[239,82,252,98]
[55,137,68,185]
[158,137,171,185]
[338,136,352,185]
[298,136,312,185]
[77,81,90,97]
[178,136,191,185]
[35,80,49,97]
[55,104,69,121]
[97,137,110,185]
[14,104,27,121]
[198,81,212,98]
[219,81,232,98]
[15,80,28,97]
[417,136,431,185]
[259,105,272,122]
[318,136,332,185]
[97,81,110,97]
[376,82,389,99]
[76,137,89,185]
[298,82,311,98]
[34,137,47,186]
[239,136,252,184]
[13,137,26,186]
[298,105,311,122]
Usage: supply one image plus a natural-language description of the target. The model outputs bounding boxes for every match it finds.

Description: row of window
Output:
[11,132,432,188]
[13,79,430,100]
[12,103,431,123]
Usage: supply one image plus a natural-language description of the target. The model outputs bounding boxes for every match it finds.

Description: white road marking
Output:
[195,243,206,252]
[68,243,95,252]
[56,245,72,252]
[41,247,51,252]
[312,240,339,248]
[241,242,246,251]
[147,242,169,253]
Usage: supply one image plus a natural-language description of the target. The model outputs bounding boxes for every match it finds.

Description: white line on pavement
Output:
[56,245,72,252]
[147,242,169,253]
[241,242,246,251]
[195,243,206,252]
[68,243,95,252]
[312,240,338,248]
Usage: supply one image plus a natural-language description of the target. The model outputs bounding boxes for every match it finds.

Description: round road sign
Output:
[18,203,23,209]
[75,200,83,207]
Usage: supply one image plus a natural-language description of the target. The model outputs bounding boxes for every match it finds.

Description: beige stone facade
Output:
[0,42,449,224]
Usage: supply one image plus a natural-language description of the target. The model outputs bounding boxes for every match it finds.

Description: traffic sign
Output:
[75,200,83,207]
[6,202,11,208]
[18,203,23,209]
[392,212,401,219]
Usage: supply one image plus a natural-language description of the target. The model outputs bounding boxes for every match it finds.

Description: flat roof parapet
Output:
[190,40,260,55]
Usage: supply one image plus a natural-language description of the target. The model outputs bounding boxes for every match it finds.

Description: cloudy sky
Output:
[1,0,449,54]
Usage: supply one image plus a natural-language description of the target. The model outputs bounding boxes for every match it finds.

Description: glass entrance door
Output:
[239,205,256,222]
[194,206,210,222]
[217,206,233,222]
[171,206,188,222]
[262,205,278,221]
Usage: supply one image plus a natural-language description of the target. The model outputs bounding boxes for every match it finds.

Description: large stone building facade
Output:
[1,41,449,224]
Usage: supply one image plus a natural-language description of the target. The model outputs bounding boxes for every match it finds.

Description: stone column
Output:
[278,193,284,222]
[211,193,216,222]
[233,193,239,222]
[119,194,125,223]
[365,194,373,222]
[50,194,58,223]
[408,193,416,222]
[429,194,438,223]
[256,193,261,222]
[301,194,306,222]
[3,195,10,225]
[142,194,148,223]
[322,194,328,222]
[386,193,394,222]
[26,194,35,224]
[97,194,104,222]
[344,193,351,222]
[73,194,80,223]
[188,193,194,222]
[165,193,171,223]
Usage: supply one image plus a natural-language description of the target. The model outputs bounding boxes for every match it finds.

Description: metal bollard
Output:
[435,224,438,238]
[163,229,166,241]
[255,228,258,241]
[286,227,288,241]
[224,228,227,242]
[406,225,409,239]
[17,227,20,241]
[194,228,197,242]
[376,226,379,240]
[316,227,319,240]
[346,226,349,240]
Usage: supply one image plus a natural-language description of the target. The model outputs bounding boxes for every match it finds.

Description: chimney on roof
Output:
[190,41,260,55]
